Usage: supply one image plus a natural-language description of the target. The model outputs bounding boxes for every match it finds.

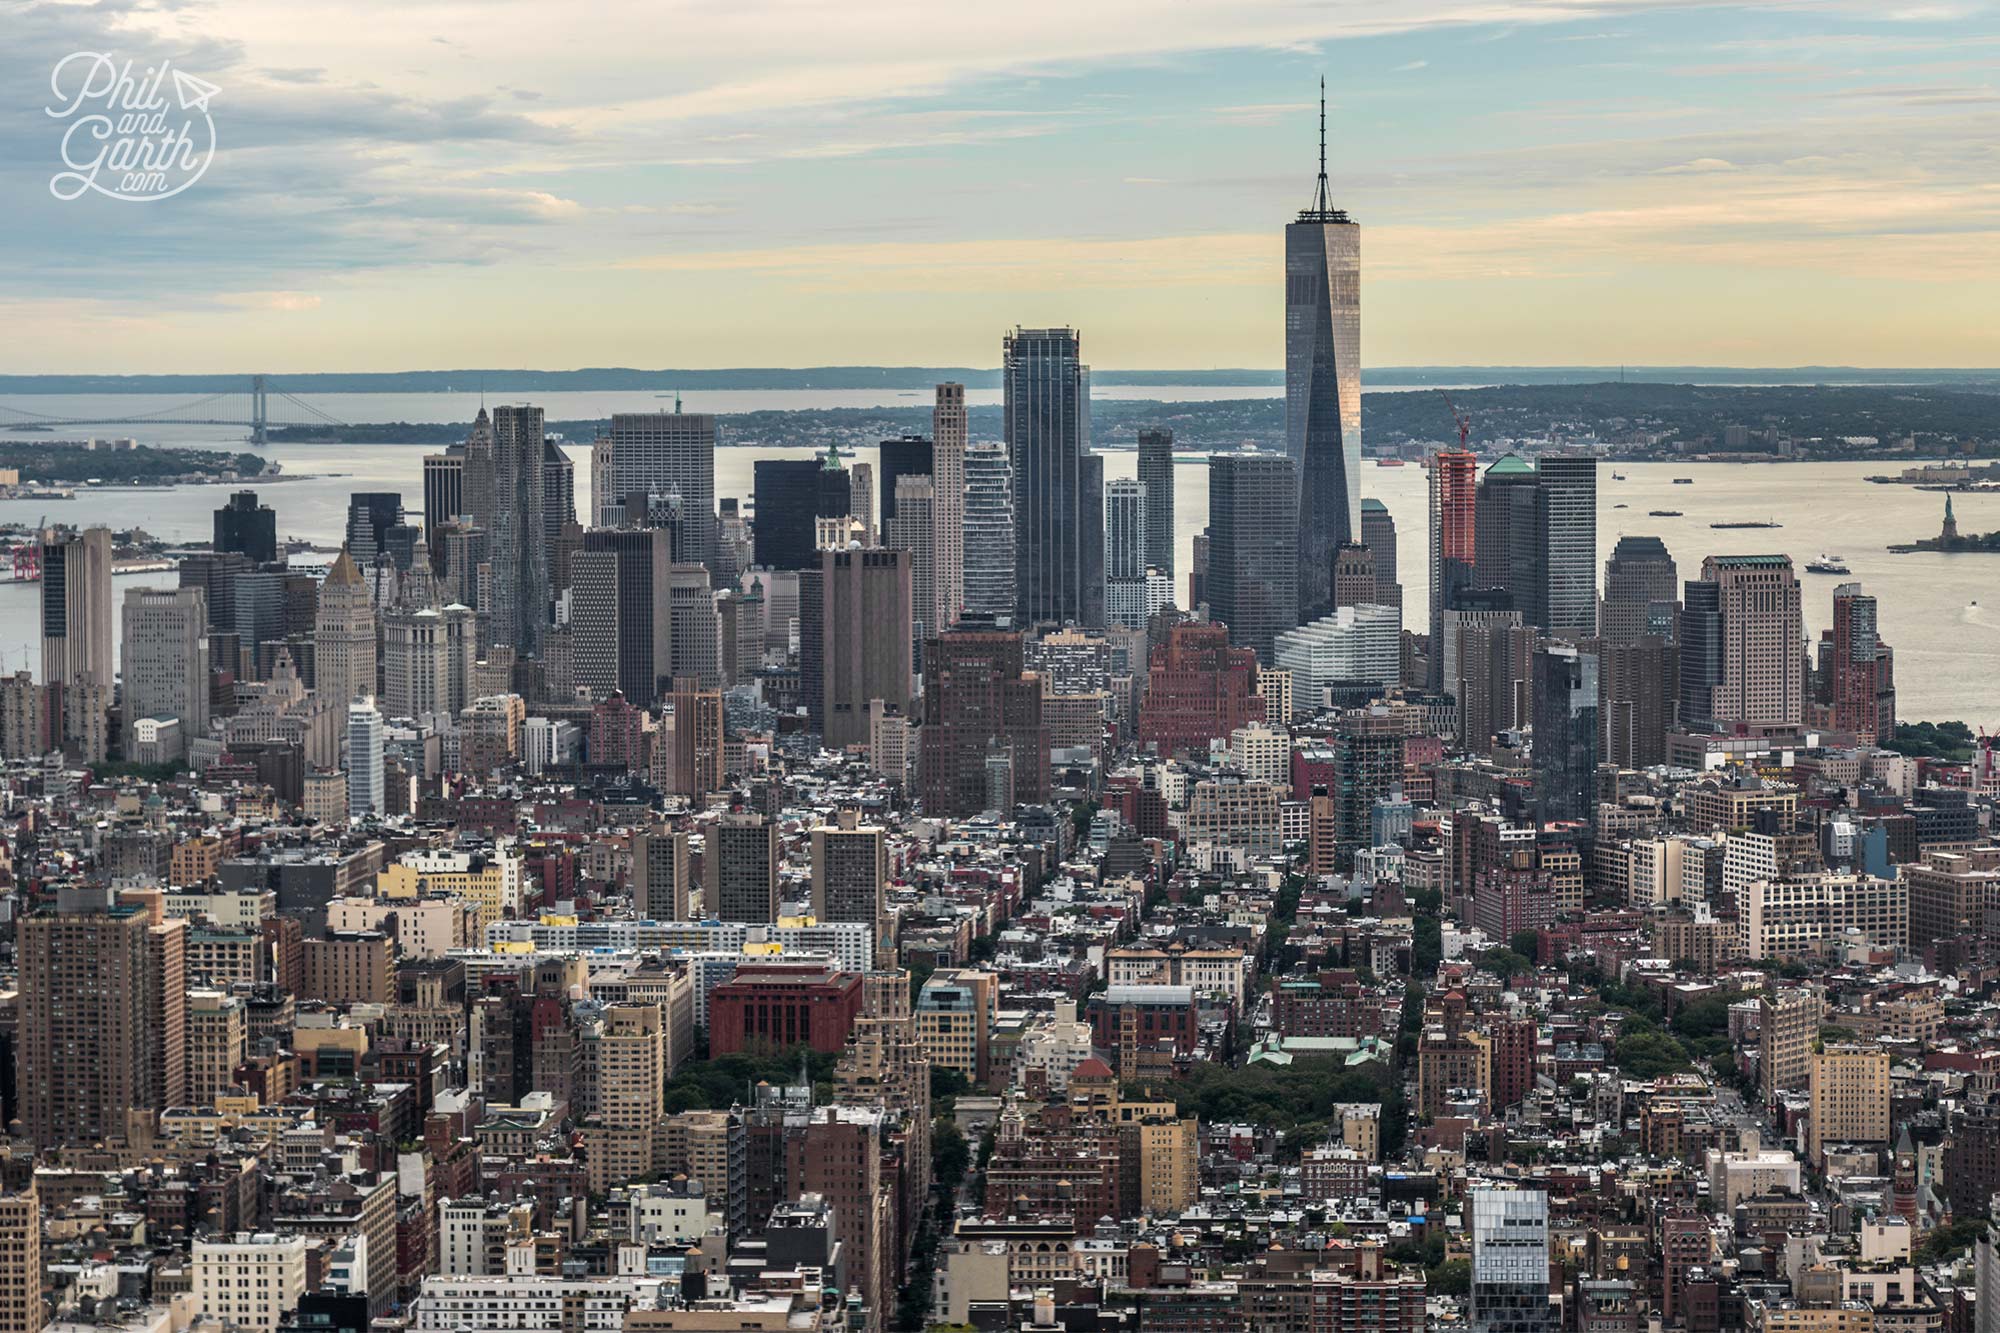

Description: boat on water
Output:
[1613,503,1628,508]
[1710,519,1782,529]
[1375,459,1406,467]
[1612,472,1627,480]
[1648,509,1683,517]
[1806,555,1851,575]
[1673,477,1694,484]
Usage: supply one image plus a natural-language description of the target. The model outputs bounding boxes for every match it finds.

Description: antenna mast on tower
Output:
[1300,77,1349,222]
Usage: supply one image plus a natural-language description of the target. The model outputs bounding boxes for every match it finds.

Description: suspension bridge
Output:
[0,375,347,444]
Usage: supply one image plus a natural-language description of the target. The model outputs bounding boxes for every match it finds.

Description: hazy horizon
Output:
[4,364,2000,390]
[6,0,1998,372]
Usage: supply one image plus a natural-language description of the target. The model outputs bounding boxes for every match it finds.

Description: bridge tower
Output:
[251,374,268,444]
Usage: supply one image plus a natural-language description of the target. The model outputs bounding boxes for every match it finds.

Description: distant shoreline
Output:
[2,365,1998,395]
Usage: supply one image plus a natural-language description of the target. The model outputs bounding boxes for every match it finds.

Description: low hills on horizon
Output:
[3,365,1998,395]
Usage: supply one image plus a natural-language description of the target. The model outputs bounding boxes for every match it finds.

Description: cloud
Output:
[617,233,1271,293]
[220,290,323,311]
[1655,157,1740,173]
[1834,84,2000,106]
[1213,101,1316,125]
[1,0,1996,371]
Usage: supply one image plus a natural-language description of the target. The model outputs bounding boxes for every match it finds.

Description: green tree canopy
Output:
[1615,1028,1694,1080]
[1479,947,1535,980]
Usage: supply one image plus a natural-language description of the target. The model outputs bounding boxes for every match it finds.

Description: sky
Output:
[2,0,1997,373]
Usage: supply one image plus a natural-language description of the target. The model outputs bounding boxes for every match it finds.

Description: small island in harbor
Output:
[1889,494,2000,552]
[0,439,270,488]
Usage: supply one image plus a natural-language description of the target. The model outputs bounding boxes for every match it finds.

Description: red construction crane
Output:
[1437,389,1471,451]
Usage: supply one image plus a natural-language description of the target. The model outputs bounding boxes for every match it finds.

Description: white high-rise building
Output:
[1469,1188,1552,1333]
[933,382,968,623]
[193,1232,306,1333]
[1105,476,1153,630]
[1228,723,1289,787]
[1273,603,1400,717]
[346,698,385,818]
[522,716,579,774]
[963,441,1015,621]
[1106,569,1171,631]
[1105,478,1146,582]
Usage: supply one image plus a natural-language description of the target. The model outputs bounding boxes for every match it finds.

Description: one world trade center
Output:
[1286,81,1362,624]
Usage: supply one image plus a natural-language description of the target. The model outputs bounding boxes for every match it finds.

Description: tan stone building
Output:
[187,989,248,1108]
[0,1187,42,1333]
[302,931,395,1006]
[916,968,998,1085]
[314,550,376,709]
[1760,986,1821,1101]
[1808,1044,1890,1163]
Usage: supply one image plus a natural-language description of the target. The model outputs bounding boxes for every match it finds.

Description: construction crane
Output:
[1437,389,1471,451]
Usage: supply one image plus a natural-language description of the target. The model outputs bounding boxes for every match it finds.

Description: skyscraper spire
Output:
[1287,74,1361,621]
[1300,76,1347,222]
[1313,75,1331,216]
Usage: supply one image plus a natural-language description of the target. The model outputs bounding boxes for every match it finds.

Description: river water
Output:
[0,390,1989,726]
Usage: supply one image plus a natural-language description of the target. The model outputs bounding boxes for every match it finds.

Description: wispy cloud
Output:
[219,290,324,311]
[1213,101,1317,125]
[1,0,1995,371]
[617,233,1271,292]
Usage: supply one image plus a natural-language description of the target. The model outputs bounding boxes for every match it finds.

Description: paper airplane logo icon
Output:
[172,68,220,113]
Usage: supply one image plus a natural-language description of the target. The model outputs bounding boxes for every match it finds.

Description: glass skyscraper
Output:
[1003,327,1088,626]
[1535,452,1598,638]
[1532,642,1599,824]
[1207,451,1299,665]
[962,441,1016,622]
[1470,1188,1553,1333]
[1600,534,1678,645]
[1286,90,1362,624]
[488,405,549,657]
[1104,478,1146,581]
[1137,428,1176,578]
[601,410,717,570]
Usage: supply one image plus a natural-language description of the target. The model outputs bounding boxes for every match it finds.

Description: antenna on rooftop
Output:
[1312,76,1331,216]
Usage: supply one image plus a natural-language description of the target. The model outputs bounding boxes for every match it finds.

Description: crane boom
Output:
[1436,389,1471,450]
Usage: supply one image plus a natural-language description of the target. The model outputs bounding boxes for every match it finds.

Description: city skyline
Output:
[5,4,2000,1331]
[5,1,1997,373]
